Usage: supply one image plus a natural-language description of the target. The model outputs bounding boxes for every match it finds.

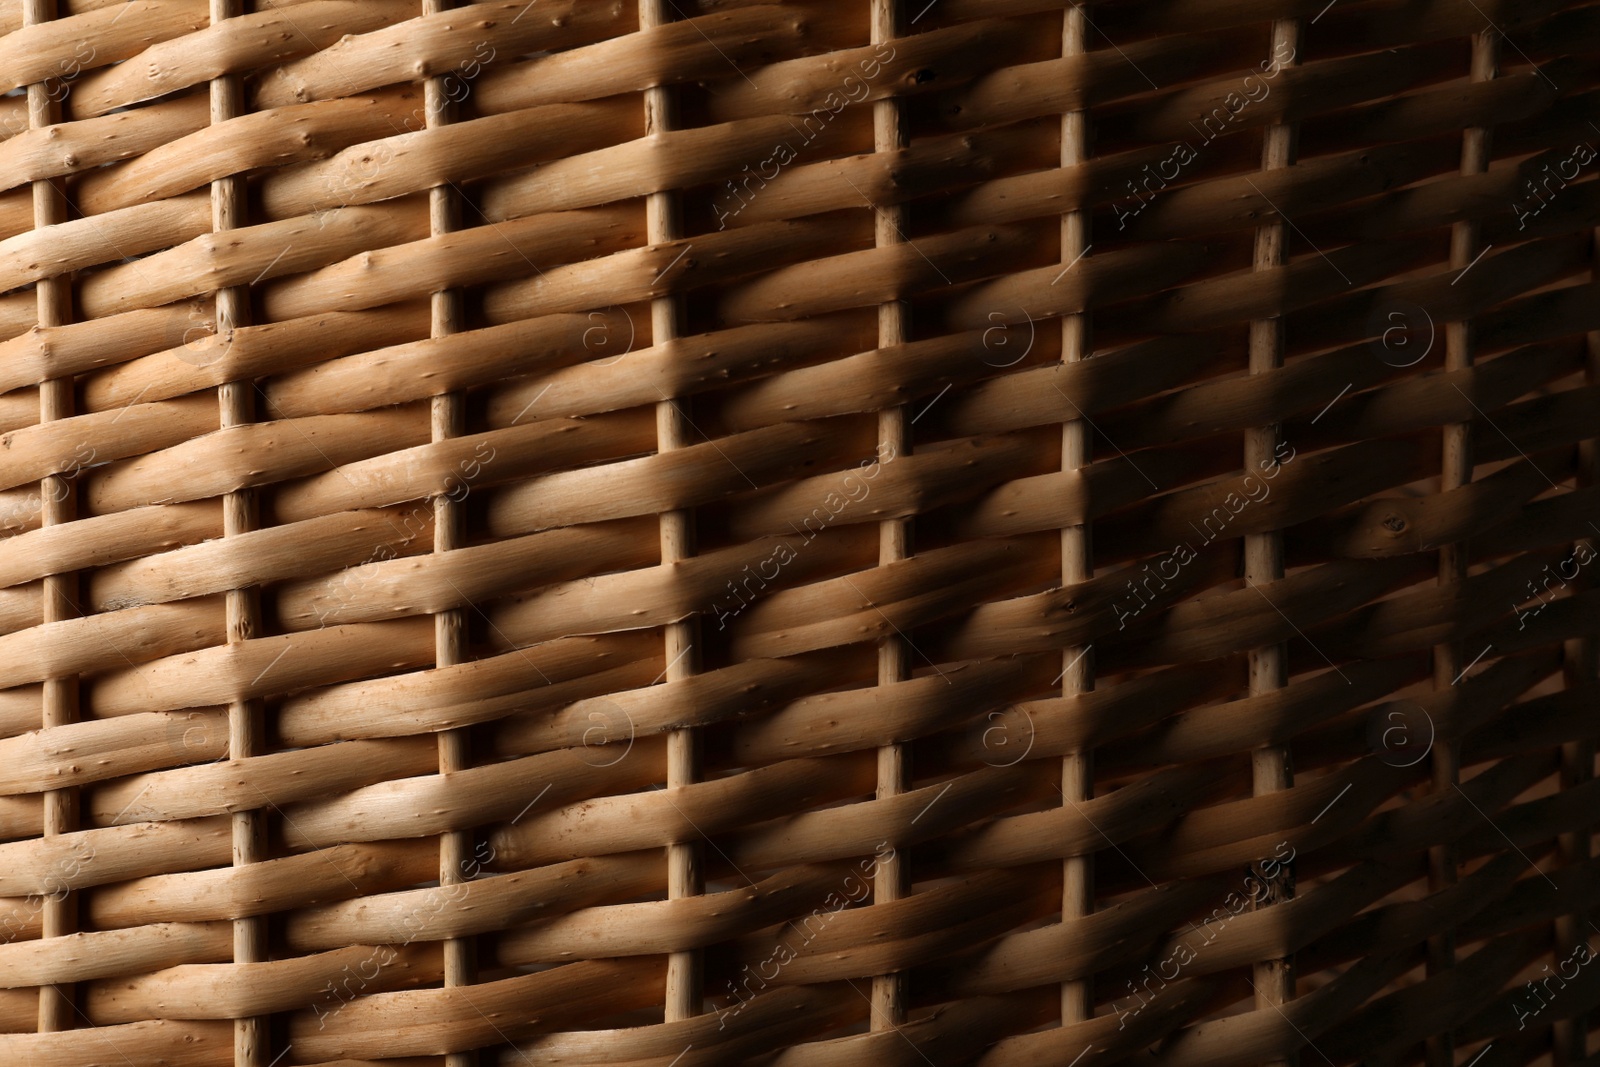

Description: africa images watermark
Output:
[1512,537,1598,630]
[308,694,638,1027]
[312,440,497,626]
[712,842,897,1029]
[1112,39,1297,230]
[316,38,498,230]
[1513,935,1598,1031]
[2,40,96,138]
[709,442,897,630]
[11,441,98,526]
[311,836,498,1028]
[1512,135,1597,231]
[1114,840,1297,1030]
[712,42,898,230]
[0,840,95,946]
[1110,438,1298,630]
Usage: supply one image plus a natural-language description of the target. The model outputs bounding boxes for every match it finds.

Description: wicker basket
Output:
[3,0,1600,1063]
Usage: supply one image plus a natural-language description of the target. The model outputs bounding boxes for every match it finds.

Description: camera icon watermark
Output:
[980,704,1036,767]
[163,709,225,762]
[582,306,636,367]
[577,697,635,768]
[164,302,232,368]
[1367,702,1434,768]
[1366,300,1434,368]
[979,308,1036,368]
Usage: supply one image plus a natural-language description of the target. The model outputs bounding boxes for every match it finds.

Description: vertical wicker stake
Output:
[1058,0,1095,1039]
[1247,17,1301,1063]
[639,0,705,1023]
[25,0,79,1039]
[870,0,912,1034]
[1556,227,1600,1066]
[209,2,269,1063]
[1427,28,1497,1067]
[423,3,478,1064]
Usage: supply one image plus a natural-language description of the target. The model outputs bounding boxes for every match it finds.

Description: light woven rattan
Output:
[2,0,1600,1064]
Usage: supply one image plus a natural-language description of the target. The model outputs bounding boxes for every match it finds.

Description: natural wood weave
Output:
[2,0,1600,1064]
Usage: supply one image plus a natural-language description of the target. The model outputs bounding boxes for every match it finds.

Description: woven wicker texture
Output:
[3,0,1600,1064]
